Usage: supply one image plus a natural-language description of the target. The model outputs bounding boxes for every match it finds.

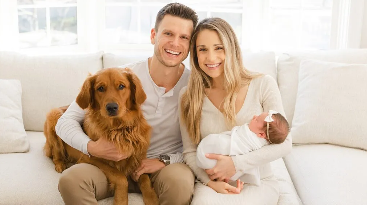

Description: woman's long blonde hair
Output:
[181,17,260,145]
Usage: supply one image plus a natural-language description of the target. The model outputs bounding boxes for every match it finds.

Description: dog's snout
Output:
[106,103,118,116]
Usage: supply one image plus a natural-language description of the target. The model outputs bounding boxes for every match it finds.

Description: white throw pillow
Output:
[291,60,367,150]
[0,79,29,153]
[277,49,367,126]
[0,51,103,131]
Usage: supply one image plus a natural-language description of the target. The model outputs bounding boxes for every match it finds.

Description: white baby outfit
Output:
[196,123,268,186]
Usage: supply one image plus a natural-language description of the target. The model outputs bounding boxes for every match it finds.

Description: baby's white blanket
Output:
[197,124,268,186]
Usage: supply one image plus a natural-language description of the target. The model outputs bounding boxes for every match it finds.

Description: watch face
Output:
[162,155,170,160]
[160,154,170,165]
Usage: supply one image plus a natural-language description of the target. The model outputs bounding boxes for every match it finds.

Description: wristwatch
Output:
[159,154,170,166]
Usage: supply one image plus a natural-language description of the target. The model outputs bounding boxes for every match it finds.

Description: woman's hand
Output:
[207,179,244,194]
[205,154,236,181]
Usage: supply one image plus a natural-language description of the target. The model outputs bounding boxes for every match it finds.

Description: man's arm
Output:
[55,100,90,154]
[55,101,127,161]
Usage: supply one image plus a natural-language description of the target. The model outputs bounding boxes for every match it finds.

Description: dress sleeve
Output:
[179,87,211,185]
[232,75,292,172]
[55,100,91,155]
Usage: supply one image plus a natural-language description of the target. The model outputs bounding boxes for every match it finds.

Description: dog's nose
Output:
[106,103,118,116]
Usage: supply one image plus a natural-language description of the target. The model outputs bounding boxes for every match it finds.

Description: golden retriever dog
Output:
[43,68,158,205]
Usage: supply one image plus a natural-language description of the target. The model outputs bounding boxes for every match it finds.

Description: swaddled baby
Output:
[196,110,289,186]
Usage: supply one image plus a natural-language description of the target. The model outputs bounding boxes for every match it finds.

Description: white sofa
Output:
[0,49,366,205]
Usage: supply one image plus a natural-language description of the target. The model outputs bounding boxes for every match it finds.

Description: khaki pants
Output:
[58,163,195,205]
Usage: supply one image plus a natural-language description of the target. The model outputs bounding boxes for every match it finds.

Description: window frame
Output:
[0,0,364,54]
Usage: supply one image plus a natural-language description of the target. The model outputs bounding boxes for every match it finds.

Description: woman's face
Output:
[196,29,225,80]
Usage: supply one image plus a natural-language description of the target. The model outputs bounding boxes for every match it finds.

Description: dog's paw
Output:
[142,189,159,205]
[55,163,66,173]
[143,195,159,205]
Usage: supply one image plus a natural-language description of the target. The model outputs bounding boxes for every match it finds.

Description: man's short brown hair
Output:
[155,3,198,32]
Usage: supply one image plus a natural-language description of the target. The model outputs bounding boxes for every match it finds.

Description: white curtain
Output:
[0,0,18,50]
[331,0,366,49]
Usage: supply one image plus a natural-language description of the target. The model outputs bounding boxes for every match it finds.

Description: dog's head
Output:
[76,68,146,118]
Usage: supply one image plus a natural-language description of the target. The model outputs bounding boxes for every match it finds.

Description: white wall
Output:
[362,1,367,48]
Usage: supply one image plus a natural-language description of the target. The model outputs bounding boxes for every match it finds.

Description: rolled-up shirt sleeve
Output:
[55,100,91,155]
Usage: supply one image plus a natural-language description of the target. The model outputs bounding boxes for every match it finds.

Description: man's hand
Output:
[87,138,129,161]
[205,154,236,181]
[132,158,165,181]
[207,179,244,194]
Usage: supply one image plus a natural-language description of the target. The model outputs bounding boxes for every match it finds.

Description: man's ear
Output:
[150,28,156,45]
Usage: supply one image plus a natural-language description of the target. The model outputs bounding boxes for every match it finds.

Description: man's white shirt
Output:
[55,59,190,163]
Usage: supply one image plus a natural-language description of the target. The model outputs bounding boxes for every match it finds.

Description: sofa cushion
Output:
[242,51,277,80]
[0,132,64,205]
[277,49,367,126]
[0,79,29,153]
[103,52,151,69]
[284,144,367,205]
[0,51,103,131]
[292,60,367,150]
[271,158,302,205]
[0,131,144,205]
[103,51,277,80]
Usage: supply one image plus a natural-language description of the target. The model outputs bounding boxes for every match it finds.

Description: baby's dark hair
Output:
[263,113,289,144]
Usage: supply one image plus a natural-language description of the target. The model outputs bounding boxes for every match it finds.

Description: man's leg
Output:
[58,163,113,205]
[150,163,195,205]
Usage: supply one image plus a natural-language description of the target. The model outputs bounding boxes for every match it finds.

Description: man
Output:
[56,3,198,205]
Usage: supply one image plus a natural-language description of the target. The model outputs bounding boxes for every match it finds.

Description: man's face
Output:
[150,14,194,67]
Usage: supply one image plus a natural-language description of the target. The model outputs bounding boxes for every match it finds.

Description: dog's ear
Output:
[125,70,146,106]
[76,74,96,109]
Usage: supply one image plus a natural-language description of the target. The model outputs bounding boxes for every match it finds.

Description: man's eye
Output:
[118,84,125,90]
[97,86,105,92]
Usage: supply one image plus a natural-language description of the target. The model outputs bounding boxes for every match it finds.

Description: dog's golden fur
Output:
[43,68,158,205]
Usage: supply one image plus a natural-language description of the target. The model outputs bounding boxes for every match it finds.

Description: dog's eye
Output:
[97,86,105,92]
[118,84,125,90]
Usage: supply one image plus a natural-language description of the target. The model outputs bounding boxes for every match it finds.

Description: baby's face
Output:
[249,112,268,134]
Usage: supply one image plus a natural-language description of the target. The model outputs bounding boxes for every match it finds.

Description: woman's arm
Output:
[181,119,245,193]
[232,75,292,173]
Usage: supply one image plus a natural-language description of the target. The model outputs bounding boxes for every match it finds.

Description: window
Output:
[17,0,77,48]
[103,0,243,46]
[102,0,334,51]
[265,0,333,50]
[0,0,364,53]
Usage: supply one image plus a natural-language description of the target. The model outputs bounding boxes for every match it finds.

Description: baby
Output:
[196,110,290,185]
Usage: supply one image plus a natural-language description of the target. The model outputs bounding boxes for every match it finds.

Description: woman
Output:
[179,17,292,204]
